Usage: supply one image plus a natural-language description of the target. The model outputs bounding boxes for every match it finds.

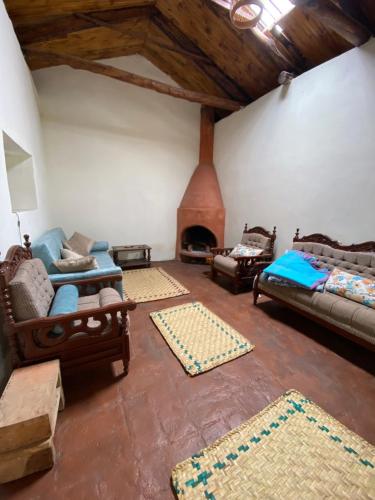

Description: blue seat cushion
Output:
[49,264,123,297]
[48,284,79,335]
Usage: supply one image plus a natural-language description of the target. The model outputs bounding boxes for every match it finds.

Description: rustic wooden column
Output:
[291,0,371,47]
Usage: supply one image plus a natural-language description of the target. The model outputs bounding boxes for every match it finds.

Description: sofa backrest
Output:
[9,258,55,322]
[241,232,271,251]
[293,241,375,280]
[31,227,66,274]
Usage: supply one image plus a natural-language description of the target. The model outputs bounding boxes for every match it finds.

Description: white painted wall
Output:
[33,56,200,260]
[215,39,375,255]
[0,2,50,255]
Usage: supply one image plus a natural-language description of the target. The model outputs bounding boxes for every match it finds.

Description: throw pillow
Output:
[65,232,95,256]
[61,248,83,259]
[325,267,375,309]
[62,240,73,251]
[229,244,263,258]
[54,255,98,273]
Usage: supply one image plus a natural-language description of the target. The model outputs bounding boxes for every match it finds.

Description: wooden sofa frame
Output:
[211,225,276,293]
[0,238,137,375]
[253,229,375,351]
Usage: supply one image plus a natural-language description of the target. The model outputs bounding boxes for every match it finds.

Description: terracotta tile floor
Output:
[2,261,375,499]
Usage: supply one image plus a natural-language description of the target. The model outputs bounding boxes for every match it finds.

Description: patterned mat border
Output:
[172,389,375,498]
[150,302,254,376]
[123,267,190,303]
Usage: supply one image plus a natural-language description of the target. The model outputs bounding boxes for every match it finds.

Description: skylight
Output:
[211,0,295,32]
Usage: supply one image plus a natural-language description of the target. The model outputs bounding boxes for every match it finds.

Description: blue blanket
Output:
[264,250,330,290]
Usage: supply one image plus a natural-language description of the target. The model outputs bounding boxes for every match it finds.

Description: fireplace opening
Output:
[180,225,217,263]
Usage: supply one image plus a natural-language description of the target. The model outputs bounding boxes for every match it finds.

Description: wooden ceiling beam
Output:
[146,40,211,64]
[5,0,156,26]
[151,14,251,103]
[75,12,212,64]
[278,7,351,67]
[22,16,148,70]
[337,0,375,34]
[14,6,157,46]
[141,43,226,100]
[142,21,241,101]
[291,0,371,46]
[155,0,282,98]
[22,6,249,102]
[359,0,375,32]
[26,46,141,71]
[23,48,243,111]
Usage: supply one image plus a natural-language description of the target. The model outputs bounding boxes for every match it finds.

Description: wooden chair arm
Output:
[52,273,122,290]
[233,253,272,263]
[211,247,234,256]
[14,300,137,332]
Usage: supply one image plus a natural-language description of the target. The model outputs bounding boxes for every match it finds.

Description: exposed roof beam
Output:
[5,0,156,26]
[151,14,251,103]
[19,6,250,102]
[156,0,281,98]
[291,0,371,46]
[75,12,212,63]
[338,0,375,35]
[24,49,243,111]
[15,6,156,45]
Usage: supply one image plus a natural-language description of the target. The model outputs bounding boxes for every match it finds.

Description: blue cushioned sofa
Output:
[31,228,123,296]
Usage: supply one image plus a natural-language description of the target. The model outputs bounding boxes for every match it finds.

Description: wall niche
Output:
[2,131,37,214]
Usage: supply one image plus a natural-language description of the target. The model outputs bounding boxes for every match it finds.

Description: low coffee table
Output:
[112,244,152,270]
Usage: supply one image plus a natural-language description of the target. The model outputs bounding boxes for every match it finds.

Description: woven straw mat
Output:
[150,301,254,375]
[172,389,375,499]
[123,267,189,303]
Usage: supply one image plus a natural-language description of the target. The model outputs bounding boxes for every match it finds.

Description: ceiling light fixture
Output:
[211,0,294,33]
[230,0,264,30]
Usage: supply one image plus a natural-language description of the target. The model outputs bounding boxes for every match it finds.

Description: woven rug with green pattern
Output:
[123,267,189,303]
[172,389,375,499]
[150,302,254,376]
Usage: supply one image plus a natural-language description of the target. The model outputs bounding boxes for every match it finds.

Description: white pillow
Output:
[54,255,98,273]
[229,244,263,258]
[61,248,83,259]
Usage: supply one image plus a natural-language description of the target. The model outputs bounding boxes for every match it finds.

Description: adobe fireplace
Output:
[176,106,225,262]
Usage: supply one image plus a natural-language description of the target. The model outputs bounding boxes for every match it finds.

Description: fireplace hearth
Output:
[180,225,217,263]
[176,107,225,263]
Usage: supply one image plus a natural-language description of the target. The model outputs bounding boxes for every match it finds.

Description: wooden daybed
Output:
[254,230,375,351]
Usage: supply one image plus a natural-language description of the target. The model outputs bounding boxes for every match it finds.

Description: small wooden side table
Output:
[112,244,152,270]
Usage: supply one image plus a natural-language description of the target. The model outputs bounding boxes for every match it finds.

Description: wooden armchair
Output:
[0,244,136,376]
[211,225,277,293]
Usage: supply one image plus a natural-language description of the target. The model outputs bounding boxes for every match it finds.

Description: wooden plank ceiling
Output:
[5,0,375,116]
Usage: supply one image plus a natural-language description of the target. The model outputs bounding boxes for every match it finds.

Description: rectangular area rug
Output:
[172,390,375,499]
[123,267,189,303]
[150,302,254,375]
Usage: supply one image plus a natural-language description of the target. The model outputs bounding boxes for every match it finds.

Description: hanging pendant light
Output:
[230,0,264,30]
